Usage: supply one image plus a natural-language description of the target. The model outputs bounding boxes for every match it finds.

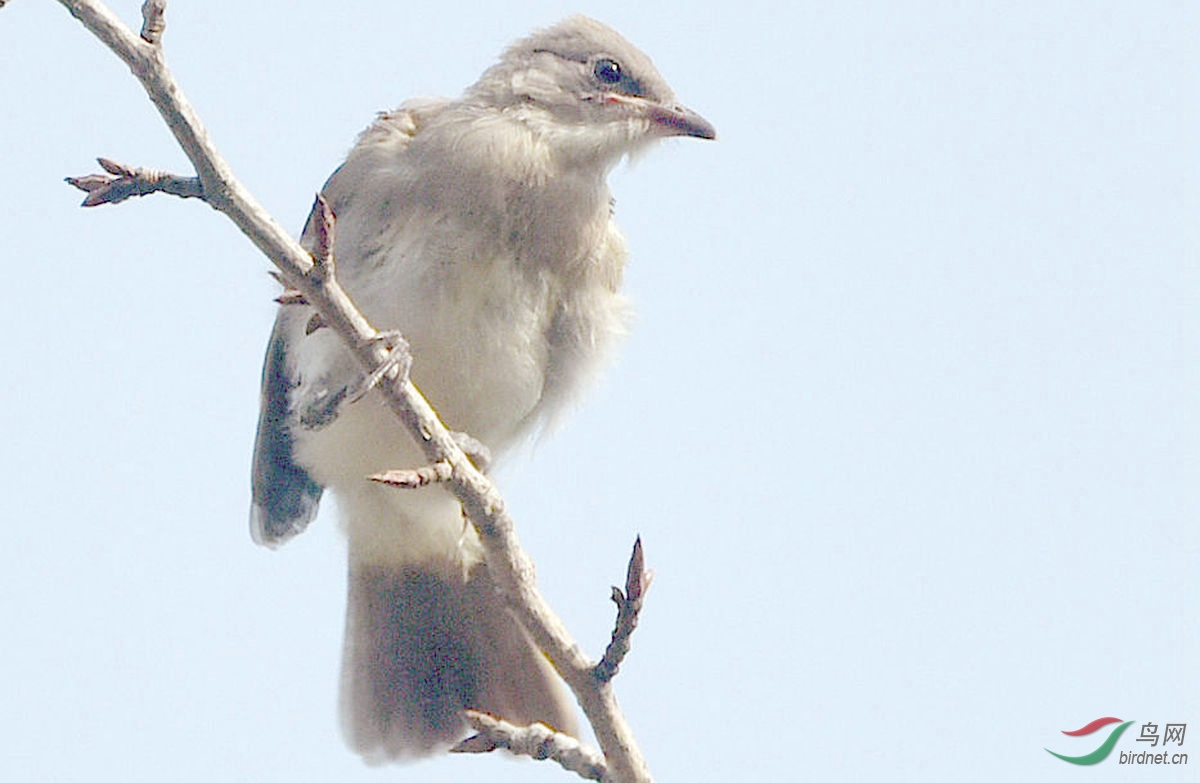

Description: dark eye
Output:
[593,58,623,85]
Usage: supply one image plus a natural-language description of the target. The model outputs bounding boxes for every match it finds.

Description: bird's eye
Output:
[593,58,623,85]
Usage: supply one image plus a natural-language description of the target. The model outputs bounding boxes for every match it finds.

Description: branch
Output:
[67,157,201,206]
[369,460,454,489]
[595,537,652,683]
[453,712,607,781]
[57,3,653,782]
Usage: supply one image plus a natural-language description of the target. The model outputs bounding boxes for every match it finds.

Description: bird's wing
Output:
[249,100,450,547]
[249,313,325,547]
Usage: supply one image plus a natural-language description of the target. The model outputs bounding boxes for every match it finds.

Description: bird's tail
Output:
[340,560,577,762]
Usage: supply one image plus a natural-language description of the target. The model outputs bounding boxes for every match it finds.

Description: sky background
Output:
[1,1,1196,781]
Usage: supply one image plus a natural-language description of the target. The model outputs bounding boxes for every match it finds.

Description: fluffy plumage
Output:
[249,15,713,762]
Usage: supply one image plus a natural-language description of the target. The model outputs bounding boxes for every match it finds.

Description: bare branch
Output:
[57,3,655,781]
[369,460,454,489]
[66,157,202,206]
[453,712,607,782]
[366,428,496,494]
[58,0,319,284]
[595,537,652,683]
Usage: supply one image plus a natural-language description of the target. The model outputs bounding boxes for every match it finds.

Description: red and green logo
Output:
[1046,717,1134,765]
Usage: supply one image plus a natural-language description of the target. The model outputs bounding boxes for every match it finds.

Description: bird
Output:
[249,15,714,763]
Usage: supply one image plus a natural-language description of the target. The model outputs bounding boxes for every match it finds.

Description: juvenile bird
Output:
[250,15,714,762]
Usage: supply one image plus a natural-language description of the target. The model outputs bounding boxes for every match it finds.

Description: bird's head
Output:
[466,16,715,162]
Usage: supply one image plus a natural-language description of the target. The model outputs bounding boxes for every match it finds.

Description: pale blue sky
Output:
[2,2,1196,781]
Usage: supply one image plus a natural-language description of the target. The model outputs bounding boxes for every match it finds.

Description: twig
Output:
[595,537,652,683]
[66,157,202,206]
[453,712,607,782]
[369,460,454,489]
[274,290,307,306]
[56,3,655,782]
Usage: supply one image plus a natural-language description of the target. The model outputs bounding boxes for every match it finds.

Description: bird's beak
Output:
[647,102,717,140]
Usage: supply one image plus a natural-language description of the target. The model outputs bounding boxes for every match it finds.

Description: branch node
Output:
[307,193,337,280]
[453,712,607,781]
[140,0,166,44]
[304,312,326,335]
